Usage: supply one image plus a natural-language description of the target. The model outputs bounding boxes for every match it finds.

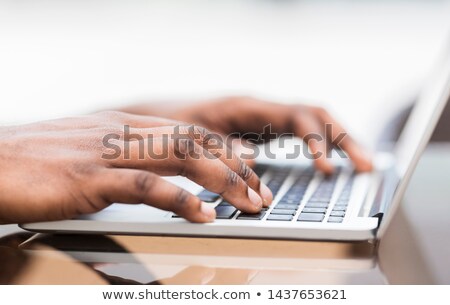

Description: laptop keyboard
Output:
[174,164,353,223]
[327,178,352,223]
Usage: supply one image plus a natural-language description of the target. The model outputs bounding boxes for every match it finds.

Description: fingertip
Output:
[199,202,216,222]
[314,158,335,175]
[248,187,263,211]
[352,149,374,172]
[355,158,374,172]
[344,142,374,172]
[259,183,273,207]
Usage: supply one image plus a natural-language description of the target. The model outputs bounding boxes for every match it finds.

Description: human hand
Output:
[122,97,373,173]
[0,111,272,224]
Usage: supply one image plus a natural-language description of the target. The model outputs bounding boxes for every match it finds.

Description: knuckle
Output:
[237,160,254,182]
[174,123,189,134]
[175,124,217,149]
[78,190,109,215]
[174,138,197,155]
[192,126,212,145]
[225,169,241,187]
[172,189,193,210]
[66,162,98,182]
[134,172,157,195]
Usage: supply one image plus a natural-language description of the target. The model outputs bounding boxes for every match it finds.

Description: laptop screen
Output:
[377,51,450,237]
[394,56,450,177]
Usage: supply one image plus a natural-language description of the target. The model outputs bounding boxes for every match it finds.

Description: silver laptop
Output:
[22,54,450,241]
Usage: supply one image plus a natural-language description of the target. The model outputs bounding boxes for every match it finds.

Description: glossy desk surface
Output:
[1,144,450,285]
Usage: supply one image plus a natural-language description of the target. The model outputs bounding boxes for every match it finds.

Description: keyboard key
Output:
[296,177,312,184]
[267,214,293,221]
[334,200,349,206]
[270,176,286,182]
[237,211,266,220]
[330,211,345,217]
[297,213,324,222]
[266,178,286,195]
[217,201,232,206]
[275,203,300,210]
[332,206,347,211]
[275,170,313,202]
[215,205,237,219]
[270,209,296,215]
[284,194,303,200]
[267,181,283,187]
[287,189,306,196]
[307,198,330,203]
[328,216,344,223]
[334,179,354,206]
[198,190,220,202]
[302,207,327,214]
[305,176,338,208]
[305,202,329,208]
[253,164,269,177]
[278,199,299,205]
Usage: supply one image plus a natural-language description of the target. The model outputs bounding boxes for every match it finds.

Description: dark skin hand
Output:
[120,96,373,174]
[0,111,271,224]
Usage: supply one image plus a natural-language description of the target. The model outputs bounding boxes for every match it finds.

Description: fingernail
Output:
[200,202,216,221]
[248,187,263,208]
[259,183,273,206]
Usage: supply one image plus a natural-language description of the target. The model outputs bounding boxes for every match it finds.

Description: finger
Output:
[181,125,272,206]
[293,110,334,174]
[313,107,373,172]
[94,168,216,223]
[108,139,264,213]
[125,125,272,207]
[172,143,265,213]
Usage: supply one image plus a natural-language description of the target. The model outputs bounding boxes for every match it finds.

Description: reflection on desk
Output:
[1,233,380,285]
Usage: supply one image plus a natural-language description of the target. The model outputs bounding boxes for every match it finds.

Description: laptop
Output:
[21,53,450,241]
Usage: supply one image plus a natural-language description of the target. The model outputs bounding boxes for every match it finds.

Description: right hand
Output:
[0,111,272,224]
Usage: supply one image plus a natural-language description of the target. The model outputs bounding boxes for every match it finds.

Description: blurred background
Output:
[1,0,450,148]
[1,0,450,285]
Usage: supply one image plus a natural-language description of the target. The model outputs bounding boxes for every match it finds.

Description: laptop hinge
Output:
[369,167,400,219]
[371,212,384,227]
